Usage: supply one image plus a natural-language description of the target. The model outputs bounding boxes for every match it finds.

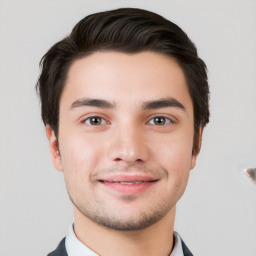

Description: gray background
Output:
[0,0,255,255]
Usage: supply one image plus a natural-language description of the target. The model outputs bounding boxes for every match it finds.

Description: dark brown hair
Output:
[36,8,210,154]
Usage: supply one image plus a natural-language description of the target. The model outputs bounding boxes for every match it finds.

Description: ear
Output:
[46,125,63,172]
[190,127,204,170]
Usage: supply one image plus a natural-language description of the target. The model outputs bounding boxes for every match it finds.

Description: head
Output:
[36,8,209,231]
[37,8,209,155]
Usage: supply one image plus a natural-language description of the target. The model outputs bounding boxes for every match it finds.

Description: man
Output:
[37,8,209,256]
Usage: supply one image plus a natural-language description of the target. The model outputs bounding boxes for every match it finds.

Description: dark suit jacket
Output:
[48,237,193,256]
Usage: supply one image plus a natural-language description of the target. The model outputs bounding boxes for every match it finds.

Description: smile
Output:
[107,181,146,184]
[120,181,144,184]
[98,175,158,195]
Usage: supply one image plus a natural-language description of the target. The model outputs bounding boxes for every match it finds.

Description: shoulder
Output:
[47,238,68,256]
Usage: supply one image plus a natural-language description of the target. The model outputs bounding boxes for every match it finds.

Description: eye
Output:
[148,116,172,126]
[84,116,107,126]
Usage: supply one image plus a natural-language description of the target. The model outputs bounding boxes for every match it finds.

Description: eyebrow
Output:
[142,98,186,111]
[70,98,116,110]
[70,97,185,111]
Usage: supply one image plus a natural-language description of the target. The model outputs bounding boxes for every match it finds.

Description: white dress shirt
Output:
[65,224,184,256]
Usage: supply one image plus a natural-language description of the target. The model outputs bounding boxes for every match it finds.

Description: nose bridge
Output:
[108,120,149,163]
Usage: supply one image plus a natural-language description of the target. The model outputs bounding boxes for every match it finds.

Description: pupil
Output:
[154,117,165,125]
[91,117,101,125]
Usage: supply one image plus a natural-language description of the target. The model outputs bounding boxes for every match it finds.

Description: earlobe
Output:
[46,125,63,172]
[190,154,197,170]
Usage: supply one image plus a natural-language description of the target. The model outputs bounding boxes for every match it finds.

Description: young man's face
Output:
[47,51,199,230]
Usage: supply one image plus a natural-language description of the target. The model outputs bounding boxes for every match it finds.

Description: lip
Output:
[98,174,159,195]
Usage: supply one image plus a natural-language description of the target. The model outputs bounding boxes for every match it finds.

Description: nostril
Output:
[113,157,144,163]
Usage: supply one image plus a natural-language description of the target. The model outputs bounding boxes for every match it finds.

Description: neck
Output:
[73,207,176,256]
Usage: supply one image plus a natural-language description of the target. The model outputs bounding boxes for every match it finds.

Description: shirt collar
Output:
[65,224,98,256]
[65,224,184,256]
[171,232,184,256]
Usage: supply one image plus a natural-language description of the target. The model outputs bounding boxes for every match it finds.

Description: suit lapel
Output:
[181,239,193,256]
[47,238,68,256]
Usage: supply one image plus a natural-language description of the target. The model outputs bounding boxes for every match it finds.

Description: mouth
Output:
[98,174,159,195]
[107,181,148,184]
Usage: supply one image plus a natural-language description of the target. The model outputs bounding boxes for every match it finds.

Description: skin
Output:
[47,51,202,256]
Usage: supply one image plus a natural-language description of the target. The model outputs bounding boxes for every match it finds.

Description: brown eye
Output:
[85,116,106,126]
[148,116,171,126]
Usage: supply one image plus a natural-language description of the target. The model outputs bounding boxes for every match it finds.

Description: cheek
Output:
[160,148,191,203]
[58,135,103,180]
[155,132,194,167]
[154,134,193,186]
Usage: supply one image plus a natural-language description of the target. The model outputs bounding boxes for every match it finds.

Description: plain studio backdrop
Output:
[0,1,255,255]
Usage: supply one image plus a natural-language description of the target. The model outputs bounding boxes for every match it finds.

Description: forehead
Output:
[61,51,192,109]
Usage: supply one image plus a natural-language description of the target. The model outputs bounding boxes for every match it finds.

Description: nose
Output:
[107,123,149,164]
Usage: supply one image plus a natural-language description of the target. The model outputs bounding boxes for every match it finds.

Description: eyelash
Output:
[81,115,175,127]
